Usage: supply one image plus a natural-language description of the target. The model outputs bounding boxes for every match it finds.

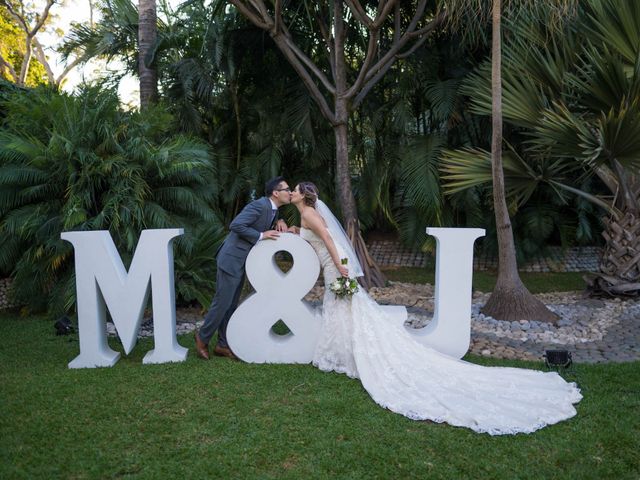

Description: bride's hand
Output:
[287,226,300,234]
[337,265,349,278]
[275,219,288,232]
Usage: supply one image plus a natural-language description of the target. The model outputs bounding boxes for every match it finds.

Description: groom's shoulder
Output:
[239,196,268,213]
[246,197,268,208]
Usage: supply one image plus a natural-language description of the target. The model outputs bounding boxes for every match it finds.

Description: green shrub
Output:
[0,83,224,316]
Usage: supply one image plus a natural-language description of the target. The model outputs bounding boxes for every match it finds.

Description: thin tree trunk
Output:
[333,0,385,289]
[481,0,557,323]
[138,0,158,109]
[231,80,243,220]
[334,116,357,223]
[333,0,356,224]
[18,36,33,86]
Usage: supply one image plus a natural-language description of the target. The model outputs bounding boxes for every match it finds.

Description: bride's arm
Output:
[304,210,349,277]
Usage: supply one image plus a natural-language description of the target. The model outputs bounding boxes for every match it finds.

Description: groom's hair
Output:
[265,176,285,197]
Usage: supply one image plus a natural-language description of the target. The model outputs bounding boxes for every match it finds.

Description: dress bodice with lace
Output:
[300,227,582,435]
[301,226,359,378]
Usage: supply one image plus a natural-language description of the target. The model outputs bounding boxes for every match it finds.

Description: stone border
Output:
[109,281,639,364]
[367,242,602,273]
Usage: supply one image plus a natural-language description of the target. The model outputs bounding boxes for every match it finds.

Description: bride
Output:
[290,181,582,435]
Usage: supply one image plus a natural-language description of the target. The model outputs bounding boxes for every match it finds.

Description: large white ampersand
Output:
[226,233,321,363]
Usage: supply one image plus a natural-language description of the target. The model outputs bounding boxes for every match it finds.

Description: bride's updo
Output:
[298,181,319,207]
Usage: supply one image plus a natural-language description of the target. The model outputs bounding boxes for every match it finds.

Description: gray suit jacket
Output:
[216,197,278,277]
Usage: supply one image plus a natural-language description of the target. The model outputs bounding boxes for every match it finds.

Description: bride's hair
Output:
[297,182,319,207]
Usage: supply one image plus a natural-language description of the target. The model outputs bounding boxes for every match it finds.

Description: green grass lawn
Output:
[1,313,639,479]
[383,267,587,293]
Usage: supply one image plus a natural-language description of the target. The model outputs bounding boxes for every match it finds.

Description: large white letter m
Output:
[61,229,187,369]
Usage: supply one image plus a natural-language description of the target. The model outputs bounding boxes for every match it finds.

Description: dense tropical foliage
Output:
[442,0,640,296]
[0,0,638,318]
[0,82,224,315]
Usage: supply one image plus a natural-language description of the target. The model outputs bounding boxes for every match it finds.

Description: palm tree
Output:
[440,0,579,322]
[61,0,140,73]
[442,0,640,298]
[62,0,158,107]
[481,0,555,321]
[138,0,157,107]
[529,2,640,296]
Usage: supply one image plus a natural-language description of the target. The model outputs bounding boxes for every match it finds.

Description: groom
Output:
[195,176,291,360]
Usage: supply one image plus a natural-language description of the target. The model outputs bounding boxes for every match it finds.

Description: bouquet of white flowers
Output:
[329,258,359,298]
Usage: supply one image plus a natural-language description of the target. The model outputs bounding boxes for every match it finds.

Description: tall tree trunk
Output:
[333,0,385,289]
[481,0,558,323]
[138,0,158,109]
[586,208,640,296]
[334,120,357,222]
[333,0,356,224]
[587,167,640,296]
[18,36,33,86]
[334,116,386,290]
[231,80,242,220]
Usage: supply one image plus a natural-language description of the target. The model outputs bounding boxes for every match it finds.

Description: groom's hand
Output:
[275,219,288,232]
[262,230,280,240]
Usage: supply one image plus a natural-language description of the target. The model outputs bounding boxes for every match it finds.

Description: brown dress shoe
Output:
[194,332,210,360]
[213,344,239,360]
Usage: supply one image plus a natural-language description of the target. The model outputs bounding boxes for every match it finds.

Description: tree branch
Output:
[31,38,56,85]
[230,0,335,122]
[313,8,336,82]
[228,0,271,29]
[0,53,19,83]
[352,56,394,109]
[343,0,372,27]
[280,23,336,94]
[372,0,398,29]
[396,34,428,59]
[56,55,85,86]
[409,11,447,38]
[363,4,442,86]
[0,0,29,32]
[333,0,348,124]
[345,29,378,99]
[594,165,619,196]
[247,0,271,24]
[397,15,444,59]
[31,0,55,37]
[270,34,336,124]
[274,0,281,32]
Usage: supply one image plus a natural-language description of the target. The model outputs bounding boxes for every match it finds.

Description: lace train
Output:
[300,227,582,435]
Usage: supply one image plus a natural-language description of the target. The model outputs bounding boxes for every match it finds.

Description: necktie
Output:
[271,209,277,227]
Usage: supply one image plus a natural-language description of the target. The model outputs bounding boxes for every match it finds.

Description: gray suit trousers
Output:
[199,268,245,347]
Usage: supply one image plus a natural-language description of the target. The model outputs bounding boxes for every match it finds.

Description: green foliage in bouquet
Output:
[329,258,359,298]
[0,83,224,316]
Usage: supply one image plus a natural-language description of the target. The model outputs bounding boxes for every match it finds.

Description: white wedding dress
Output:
[300,227,582,435]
